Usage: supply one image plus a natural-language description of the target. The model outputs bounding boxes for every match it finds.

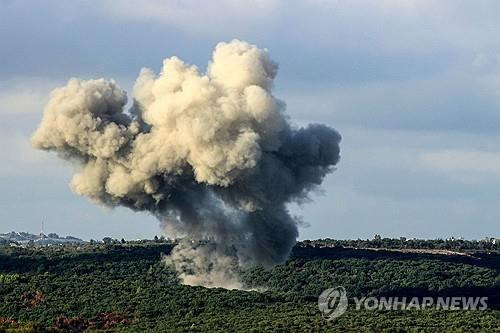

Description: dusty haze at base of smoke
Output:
[163,241,247,290]
[31,39,341,289]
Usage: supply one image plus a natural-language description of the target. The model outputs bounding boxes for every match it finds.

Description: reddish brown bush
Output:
[52,312,131,332]
[20,290,45,309]
[0,317,17,325]
[53,315,89,333]
[90,312,132,329]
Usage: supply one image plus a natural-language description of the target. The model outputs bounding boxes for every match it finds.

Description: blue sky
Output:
[1,0,499,240]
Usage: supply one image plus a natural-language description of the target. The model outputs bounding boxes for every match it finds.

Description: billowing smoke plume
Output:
[32,40,341,288]
[164,240,247,290]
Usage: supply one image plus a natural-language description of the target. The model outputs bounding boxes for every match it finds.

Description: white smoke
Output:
[163,240,246,290]
[32,40,341,289]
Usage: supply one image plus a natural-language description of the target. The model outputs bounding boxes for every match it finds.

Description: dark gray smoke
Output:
[31,40,341,288]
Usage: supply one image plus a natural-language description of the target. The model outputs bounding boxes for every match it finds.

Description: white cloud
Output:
[0,134,54,175]
[0,78,58,114]
[97,1,500,56]
[419,149,500,183]
[99,0,279,36]
[280,64,500,133]
[0,89,47,114]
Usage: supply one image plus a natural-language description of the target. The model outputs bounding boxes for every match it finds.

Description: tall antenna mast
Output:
[41,220,44,236]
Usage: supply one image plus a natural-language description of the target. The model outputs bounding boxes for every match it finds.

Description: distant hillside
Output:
[0,232,86,246]
[0,241,498,332]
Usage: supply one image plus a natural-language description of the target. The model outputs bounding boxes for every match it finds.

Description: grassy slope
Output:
[0,243,498,332]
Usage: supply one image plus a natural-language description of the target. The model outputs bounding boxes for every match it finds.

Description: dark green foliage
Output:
[0,241,498,332]
[304,237,500,251]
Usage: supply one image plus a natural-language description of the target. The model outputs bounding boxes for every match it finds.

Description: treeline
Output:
[303,236,500,251]
[7,235,500,253]
[7,233,500,251]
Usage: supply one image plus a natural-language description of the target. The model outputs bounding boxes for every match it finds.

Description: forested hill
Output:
[0,239,498,332]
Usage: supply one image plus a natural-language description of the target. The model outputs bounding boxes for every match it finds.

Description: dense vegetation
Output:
[306,236,500,251]
[0,239,498,332]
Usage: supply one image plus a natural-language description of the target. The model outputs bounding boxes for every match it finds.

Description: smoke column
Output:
[31,40,341,288]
